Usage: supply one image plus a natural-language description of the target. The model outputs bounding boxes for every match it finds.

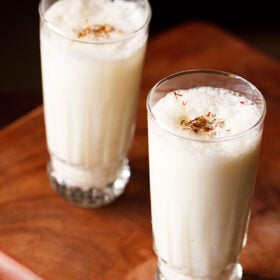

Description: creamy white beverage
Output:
[39,0,151,207]
[148,86,265,279]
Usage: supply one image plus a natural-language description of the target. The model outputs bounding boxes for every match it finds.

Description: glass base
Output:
[155,259,243,280]
[47,159,131,208]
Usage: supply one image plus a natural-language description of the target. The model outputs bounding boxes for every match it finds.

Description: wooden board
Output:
[0,21,279,280]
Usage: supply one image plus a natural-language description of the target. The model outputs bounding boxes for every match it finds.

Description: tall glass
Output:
[39,0,151,207]
[147,70,266,280]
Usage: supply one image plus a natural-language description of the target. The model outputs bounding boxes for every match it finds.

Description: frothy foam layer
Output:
[152,87,261,139]
[44,0,148,40]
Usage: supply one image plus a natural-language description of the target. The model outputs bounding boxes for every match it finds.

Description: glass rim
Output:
[38,0,152,45]
[147,69,266,143]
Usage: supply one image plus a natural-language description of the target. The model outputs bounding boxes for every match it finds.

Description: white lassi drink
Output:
[147,71,266,280]
[39,0,151,207]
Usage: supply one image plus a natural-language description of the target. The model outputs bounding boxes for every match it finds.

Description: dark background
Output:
[0,0,279,128]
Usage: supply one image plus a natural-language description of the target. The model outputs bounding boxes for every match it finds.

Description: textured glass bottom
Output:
[155,258,243,280]
[47,159,131,208]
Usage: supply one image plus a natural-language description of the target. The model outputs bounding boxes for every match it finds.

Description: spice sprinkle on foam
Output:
[152,87,261,139]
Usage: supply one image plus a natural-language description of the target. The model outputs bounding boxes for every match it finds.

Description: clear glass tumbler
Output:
[147,70,266,280]
[39,0,151,208]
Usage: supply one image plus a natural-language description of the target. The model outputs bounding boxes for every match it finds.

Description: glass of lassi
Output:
[39,0,151,207]
[147,70,266,280]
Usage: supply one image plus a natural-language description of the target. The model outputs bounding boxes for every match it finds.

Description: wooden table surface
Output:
[0,21,279,280]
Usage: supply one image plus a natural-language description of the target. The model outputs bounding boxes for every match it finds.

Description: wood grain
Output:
[0,21,279,279]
